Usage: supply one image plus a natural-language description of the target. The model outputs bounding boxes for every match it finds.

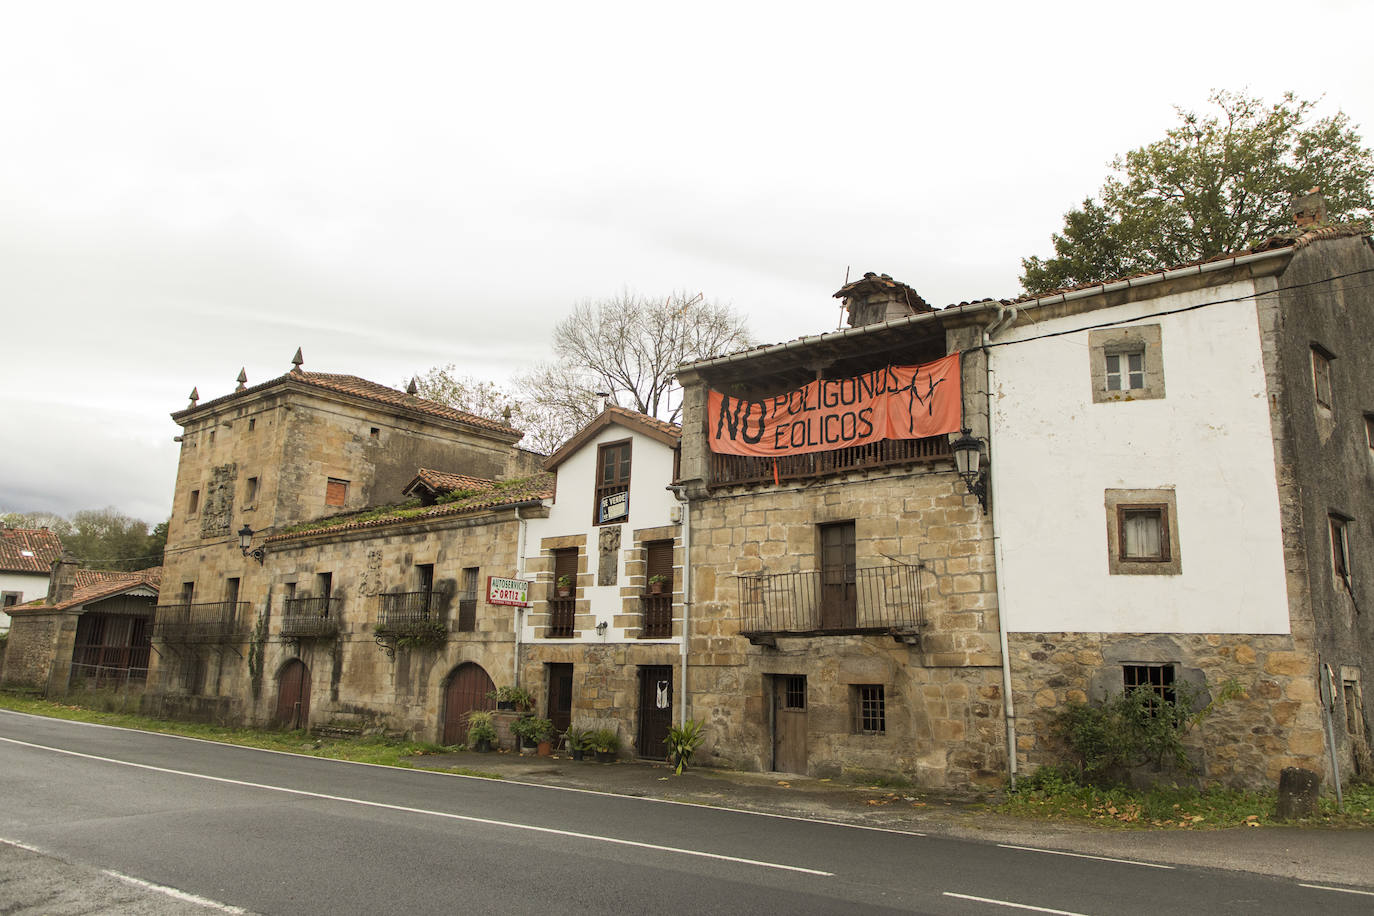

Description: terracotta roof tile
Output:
[173,368,521,437]
[544,407,681,471]
[409,469,498,494]
[267,474,555,543]
[13,567,161,613]
[0,527,63,574]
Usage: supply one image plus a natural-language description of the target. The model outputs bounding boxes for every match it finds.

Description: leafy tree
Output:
[2,511,73,538]
[1,508,164,571]
[1021,91,1374,295]
[405,366,576,456]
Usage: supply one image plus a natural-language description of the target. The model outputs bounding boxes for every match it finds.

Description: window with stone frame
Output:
[1342,670,1367,776]
[245,476,259,505]
[457,567,479,632]
[2,591,20,608]
[1089,325,1165,403]
[325,478,349,507]
[852,684,886,735]
[1105,488,1181,576]
[1365,413,1374,453]
[188,489,200,516]
[593,440,632,525]
[1311,344,1335,411]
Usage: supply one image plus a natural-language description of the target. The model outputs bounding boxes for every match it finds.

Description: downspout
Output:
[984,308,1018,789]
[513,505,530,690]
[668,483,691,725]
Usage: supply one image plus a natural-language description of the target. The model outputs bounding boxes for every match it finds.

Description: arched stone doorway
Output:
[276,659,311,730]
[442,662,495,745]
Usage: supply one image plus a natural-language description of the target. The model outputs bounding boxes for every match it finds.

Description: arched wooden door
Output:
[443,663,496,745]
[276,659,311,730]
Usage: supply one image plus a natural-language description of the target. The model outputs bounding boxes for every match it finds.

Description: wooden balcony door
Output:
[547,663,574,735]
[819,522,856,628]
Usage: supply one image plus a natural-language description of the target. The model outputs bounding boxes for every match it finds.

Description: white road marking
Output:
[102,870,248,913]
[943,891,1093,915]
[1298,883,1374,897]
[0,708,926,838]
[996,843,1174,869]
[0,735,833,877]
[1,837,245,913]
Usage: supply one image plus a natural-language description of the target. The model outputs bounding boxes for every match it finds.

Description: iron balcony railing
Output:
[281,596,339,639]
[153,601,251,644]
[640,594,673,639]
[547,597,575,638]
[737,563,924,638]
[710,436,950,488]
[377,589,447,631]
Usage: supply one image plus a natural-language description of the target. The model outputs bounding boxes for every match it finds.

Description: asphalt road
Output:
[1,710,1369,915]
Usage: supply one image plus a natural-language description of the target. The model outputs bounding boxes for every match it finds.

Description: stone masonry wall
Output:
[1009,632,1323,788]
[686,465,1006,788]
[1,611,71,690]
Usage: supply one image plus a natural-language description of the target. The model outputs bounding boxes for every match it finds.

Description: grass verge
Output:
[0,690,501,778]
[998,768,1374,828]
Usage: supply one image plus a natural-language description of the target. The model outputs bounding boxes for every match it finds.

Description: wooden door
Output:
[276,659,311,730]
[637,666,673,758]
[819,522,856,628]
[443,663,496,746]
[772,675,807,774]
[547,663,573,735]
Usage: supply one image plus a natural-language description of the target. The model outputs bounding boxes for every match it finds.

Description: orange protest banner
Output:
[707,353,961,457]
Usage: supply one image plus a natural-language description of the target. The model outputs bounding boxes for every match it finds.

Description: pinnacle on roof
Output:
[188,386,199,408]
[291,347,304,372]
[236,368,247,392]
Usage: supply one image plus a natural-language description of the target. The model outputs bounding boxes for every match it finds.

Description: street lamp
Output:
[237,524,266,565]
[951,428,989,513]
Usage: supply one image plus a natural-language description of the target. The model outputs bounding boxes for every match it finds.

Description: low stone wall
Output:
[1008,632,1322,788]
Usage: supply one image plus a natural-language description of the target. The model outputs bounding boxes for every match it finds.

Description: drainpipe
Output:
[668,484,691,725]
[513,505,530,690]
[984,320,1018,789]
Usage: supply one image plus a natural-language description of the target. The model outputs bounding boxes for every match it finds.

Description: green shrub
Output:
[511,715,556,744]
[664,718,705,775]
[588,727,620,754]
[488,685,534,712]
[466,710,497,747]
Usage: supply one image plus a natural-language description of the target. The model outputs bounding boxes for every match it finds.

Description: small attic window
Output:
[248,418,256,432]
[20,550,34,558]
[370,427,380,438]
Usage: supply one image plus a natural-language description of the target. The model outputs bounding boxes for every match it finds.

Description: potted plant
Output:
[556,574,574,598]
[647,574,669,595]
[530,717,558,756]
[590,727,620,763]
[564,725,590,761]
[664,718,706,775]
[466,710,497,752]
[488,685,535,713]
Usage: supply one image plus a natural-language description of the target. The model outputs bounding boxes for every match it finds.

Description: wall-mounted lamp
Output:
[951,428,989,513]
[237,524,266,565]
[595,621,609,636]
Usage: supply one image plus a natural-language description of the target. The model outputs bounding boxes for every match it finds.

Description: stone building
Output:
[0,525,64,632]
[987,225,1374,788]
[675,274,1009,789]
[3,553,159,693]
[145,352,544,728]
[519,406,684,759]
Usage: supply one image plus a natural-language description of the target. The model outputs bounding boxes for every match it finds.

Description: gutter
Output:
[514,504,532,690]
[668,484,692,726]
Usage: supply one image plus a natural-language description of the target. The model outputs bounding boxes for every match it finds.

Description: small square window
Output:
[853,684,885,734]
[370,427,380,438]
[2,592,21,608]
[1105,351,1146,391]
[326,478,349,507]
[1090,325,1164,403]
[245,477,259,505]
[1311,345,1335,410]
[1123,663,1176,712]
[248,418,256,432]
[783,675,806,710]
[188,489,200,515]
[1105,488,1181,575]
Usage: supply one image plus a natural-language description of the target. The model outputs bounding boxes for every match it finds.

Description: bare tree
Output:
[547,291,752,422]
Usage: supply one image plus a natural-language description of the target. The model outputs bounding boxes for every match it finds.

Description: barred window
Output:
[853,684,885,734]
[1123,663,1176,712]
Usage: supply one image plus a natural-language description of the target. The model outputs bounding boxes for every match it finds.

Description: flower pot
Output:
[595,750,617,763]
[474,739,492,753]
[571,748,585,761]
[557,588,572,598]
[537,740,553,757]
[649,582,664,595]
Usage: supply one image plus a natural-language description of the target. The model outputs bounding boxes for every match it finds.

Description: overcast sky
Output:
[3,1,1372,526]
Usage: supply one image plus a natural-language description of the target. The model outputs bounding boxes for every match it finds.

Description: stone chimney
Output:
[49,550,79,605]
[1292,188,1327,228]
[833,273,932,328]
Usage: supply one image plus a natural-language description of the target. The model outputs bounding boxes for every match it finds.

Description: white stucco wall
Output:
[989,279,1290,634]
[0,570,50,633]
[523,421,680,642]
